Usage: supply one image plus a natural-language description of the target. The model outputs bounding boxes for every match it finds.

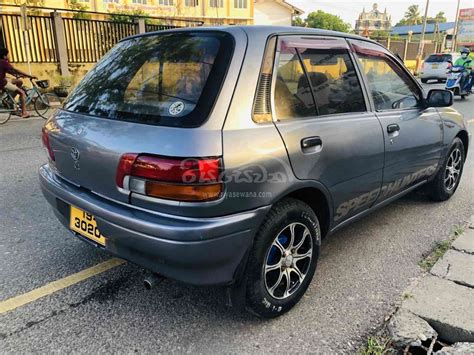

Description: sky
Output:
[288,0,472,27]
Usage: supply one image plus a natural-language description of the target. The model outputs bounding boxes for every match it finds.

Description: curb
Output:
[387,216,474,353]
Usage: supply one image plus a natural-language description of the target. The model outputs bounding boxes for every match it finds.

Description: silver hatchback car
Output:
[40,26,469,318]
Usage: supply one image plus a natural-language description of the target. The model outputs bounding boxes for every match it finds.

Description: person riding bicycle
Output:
[454,47,472,92]
[0,47,37,118]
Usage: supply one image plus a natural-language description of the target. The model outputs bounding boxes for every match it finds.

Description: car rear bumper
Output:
[39,164,270,286]
[419,72,447,80]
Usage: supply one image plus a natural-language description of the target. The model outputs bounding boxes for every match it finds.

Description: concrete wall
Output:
[254,0,291,26]
[14,62,94,88]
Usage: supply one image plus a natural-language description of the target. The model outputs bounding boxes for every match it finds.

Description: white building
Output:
[254,0,304,26]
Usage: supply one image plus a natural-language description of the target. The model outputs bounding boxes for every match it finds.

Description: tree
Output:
[305,10,351,33]
[13,0,45,15]
[371,30,389,38]
[396,5,422,26]
[67,0,90,19]
[427,11,447,24]
[292,16,305,27]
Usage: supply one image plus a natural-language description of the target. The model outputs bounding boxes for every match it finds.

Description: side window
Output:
[274,51,317,120]
[299,48,366,115]
[357,55,421,111]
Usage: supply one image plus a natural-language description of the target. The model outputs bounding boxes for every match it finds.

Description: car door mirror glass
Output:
[426,89,453,107]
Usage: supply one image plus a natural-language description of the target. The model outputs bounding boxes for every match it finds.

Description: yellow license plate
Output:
[432,64,439,69]
[70,206,106,246]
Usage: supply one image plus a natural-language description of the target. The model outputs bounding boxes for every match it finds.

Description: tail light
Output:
[41,127,55,162]
[116,154,223,202]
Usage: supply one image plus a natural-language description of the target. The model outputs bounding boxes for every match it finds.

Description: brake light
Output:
[116,154,223,202]
[41,127,55,161]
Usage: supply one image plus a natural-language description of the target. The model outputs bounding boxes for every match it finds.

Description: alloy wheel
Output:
[444,148,462,191]
[264,222,313,300]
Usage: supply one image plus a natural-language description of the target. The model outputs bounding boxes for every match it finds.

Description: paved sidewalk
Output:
[388,217,474,353]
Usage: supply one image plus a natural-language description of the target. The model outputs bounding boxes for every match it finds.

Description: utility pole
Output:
[452,0,461,51]
[416,0,430,74]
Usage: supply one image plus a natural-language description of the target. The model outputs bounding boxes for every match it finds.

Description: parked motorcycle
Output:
[445,60,472,99]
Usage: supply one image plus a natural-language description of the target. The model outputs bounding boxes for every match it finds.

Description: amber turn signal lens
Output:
[145,181,223,202]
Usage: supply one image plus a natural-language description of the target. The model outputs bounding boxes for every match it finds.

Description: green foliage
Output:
[396,7,447,26]
[14,0,45,15]
[360,336,390,355]
[67,0,90,19]
[371,30,389,38]
[305,10,351,33]
[427,11,447,24]
[292,16,305,27]
[419,239,452,270]
[109,10,157,24]
[396,5,422,26]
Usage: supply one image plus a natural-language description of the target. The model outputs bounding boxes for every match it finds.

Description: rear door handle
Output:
[387,124,400,134]
[301,136,322,153]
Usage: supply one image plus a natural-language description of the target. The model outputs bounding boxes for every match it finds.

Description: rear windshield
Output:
[425,54,452,63]
[63,31,234,127]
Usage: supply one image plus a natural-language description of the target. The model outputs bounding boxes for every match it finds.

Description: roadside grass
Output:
[418,223,465,271]
[418,240,452,271]
[359,336,391,355]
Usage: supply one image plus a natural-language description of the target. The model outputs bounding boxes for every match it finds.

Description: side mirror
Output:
[426,89,453,107]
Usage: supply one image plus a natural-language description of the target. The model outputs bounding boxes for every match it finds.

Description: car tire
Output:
[421,78,428,84]
[245,198,320,318]
[428,138,465,201]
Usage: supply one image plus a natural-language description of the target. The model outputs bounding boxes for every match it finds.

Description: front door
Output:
[272,36,385,225]
[349,39,443,202]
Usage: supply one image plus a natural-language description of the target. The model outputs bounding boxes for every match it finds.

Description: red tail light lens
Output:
[116,154,223,202]
[116,153,139,188]
[41,127,55,161]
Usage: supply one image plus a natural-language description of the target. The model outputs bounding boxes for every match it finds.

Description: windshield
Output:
[425,54,452,63]
[63,31,234,127]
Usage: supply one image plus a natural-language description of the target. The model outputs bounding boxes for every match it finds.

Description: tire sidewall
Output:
[246,199,321,318]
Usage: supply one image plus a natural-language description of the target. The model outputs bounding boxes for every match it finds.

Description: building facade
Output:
[355,3,391,36]
[253,0,303,26]
[0,0,253,25]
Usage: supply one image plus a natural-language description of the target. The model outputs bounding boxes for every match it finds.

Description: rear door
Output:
[272,36,385,224]
[349,39,443,202]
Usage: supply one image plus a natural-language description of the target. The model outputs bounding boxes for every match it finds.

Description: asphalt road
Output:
[1,82,473,353]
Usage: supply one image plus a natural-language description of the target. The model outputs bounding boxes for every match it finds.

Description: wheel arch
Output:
[278,185,333,239]
[456,130,469,157]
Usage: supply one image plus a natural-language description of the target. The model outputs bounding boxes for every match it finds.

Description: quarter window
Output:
[299,48,366,115]
[274,51,316,120]
[357,55,421,110]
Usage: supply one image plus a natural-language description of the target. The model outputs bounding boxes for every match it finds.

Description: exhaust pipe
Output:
[143,273,164,290]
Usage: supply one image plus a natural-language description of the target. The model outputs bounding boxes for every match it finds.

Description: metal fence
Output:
[0,14,57,62]
[373,38,441,61]
[145,24,181,32]
[63,18,137,63]
[1,9,203,65]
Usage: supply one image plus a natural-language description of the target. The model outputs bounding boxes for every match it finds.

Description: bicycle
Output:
[0,78,60,125]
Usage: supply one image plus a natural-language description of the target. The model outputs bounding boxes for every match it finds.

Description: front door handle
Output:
[301,136,323,153]
[387,124,400,134]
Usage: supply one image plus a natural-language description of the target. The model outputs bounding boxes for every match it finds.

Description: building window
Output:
[158,0,174,5]
[209,0,223,8]
[103,0,119,3]
[132,0,147,3]
[234,0,247,8]
[185,0,198,6]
